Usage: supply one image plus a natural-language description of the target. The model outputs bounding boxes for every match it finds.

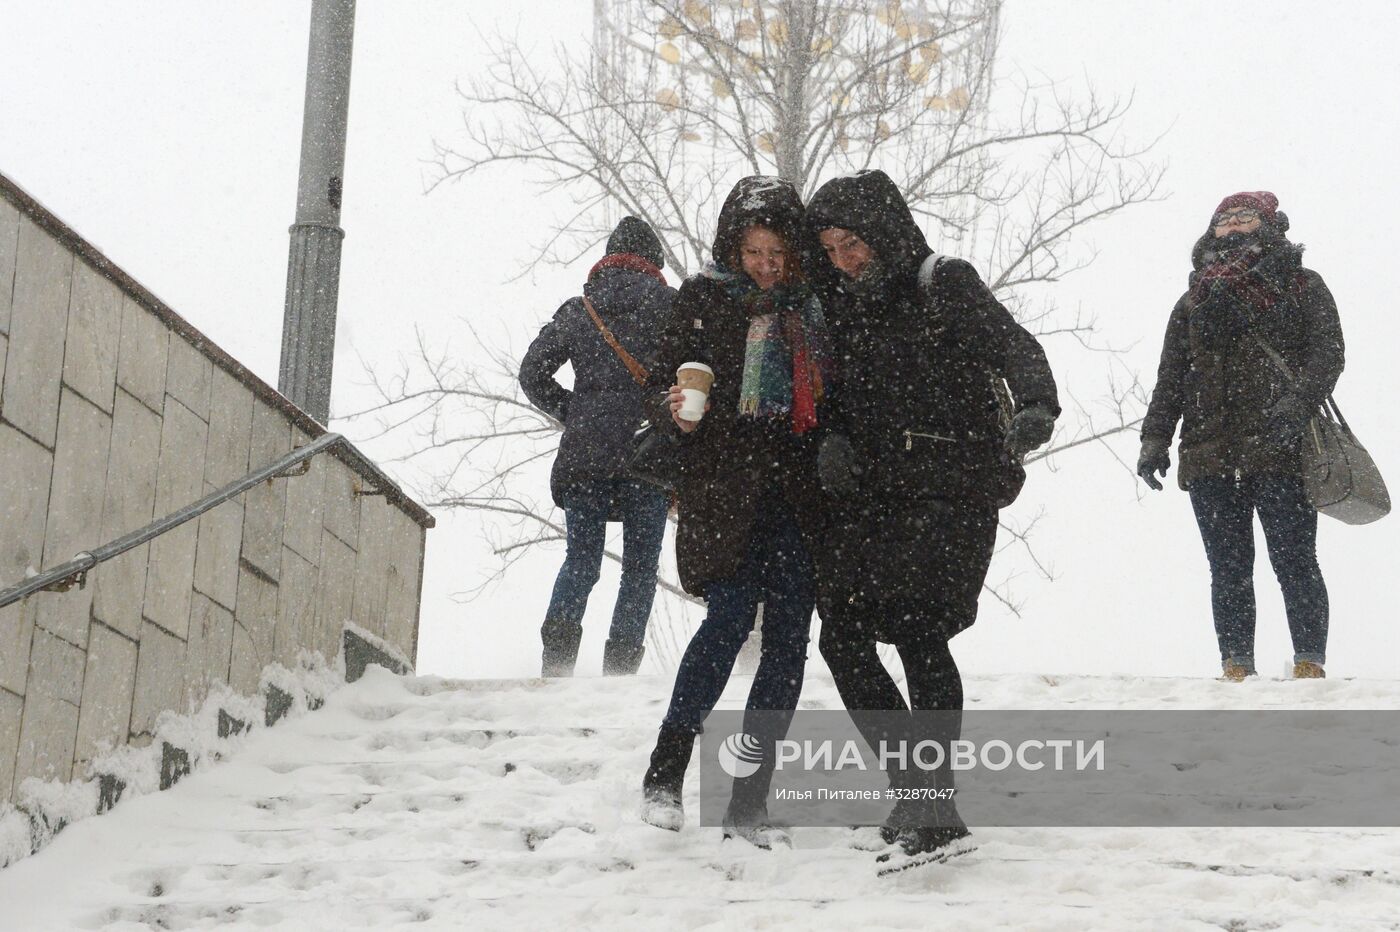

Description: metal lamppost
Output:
[278,0,356,424]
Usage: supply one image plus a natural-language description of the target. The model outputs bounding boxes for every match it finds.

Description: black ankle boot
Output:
[890,824,973,859]
[540,619,583,677]
[722,798,791,849]
[641,725,695,831]
[601,639,645,676]
[879,795,922,846]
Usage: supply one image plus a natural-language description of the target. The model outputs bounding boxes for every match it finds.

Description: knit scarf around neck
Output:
[588,252,666,285]
[704,262,831,435]
[1189,236,1292,314]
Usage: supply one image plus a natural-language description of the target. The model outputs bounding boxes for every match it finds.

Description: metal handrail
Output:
[0,432,350,610]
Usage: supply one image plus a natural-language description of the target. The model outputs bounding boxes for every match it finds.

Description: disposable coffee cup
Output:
[676,362,714,422]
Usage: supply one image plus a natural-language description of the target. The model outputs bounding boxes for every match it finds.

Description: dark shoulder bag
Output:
[583,298,681,492]
[1250,331,1390,525]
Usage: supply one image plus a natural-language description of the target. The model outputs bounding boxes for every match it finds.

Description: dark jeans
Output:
[661,496,815,734]
[540,479,670,675]
[1189,473,1329,672]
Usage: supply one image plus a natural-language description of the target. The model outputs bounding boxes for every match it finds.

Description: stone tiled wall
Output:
[0,177,432,806]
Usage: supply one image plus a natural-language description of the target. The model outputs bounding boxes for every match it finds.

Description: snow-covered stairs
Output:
[3,669,1400,929]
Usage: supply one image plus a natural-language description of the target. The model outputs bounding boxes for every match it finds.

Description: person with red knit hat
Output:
[1138,191,1345,681]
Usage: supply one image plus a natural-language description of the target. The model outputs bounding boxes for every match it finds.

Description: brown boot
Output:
[1221,660,1253,682]
[1293,660,1326,679]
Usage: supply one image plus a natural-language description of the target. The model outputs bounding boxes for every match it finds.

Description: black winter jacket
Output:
[520,264,676,507]
[805,170,1060,623]
[1142,234,1344,488]
[806,170,1061,508]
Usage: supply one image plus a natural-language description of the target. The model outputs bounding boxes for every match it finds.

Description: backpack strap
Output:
[583,296,650,388]
[916,252,1015,424]
[916,252,951,301]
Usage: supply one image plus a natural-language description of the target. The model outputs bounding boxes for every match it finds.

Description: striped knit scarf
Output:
[704,264,830,435]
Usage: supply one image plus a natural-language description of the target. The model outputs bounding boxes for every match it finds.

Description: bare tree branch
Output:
[358,1,1167,663]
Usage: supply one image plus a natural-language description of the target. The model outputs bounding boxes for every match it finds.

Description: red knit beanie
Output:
[1214,191,1279,221]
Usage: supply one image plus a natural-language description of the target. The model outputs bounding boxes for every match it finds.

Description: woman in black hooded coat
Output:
[805,169,1060,861]
[639,176,831,848]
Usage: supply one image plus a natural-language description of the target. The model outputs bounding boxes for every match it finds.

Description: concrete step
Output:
[3,669,1400,929]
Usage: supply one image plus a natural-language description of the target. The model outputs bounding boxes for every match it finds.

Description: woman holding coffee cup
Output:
[639,176,831,848]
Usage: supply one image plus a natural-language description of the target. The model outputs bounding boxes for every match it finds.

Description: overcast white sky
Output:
[1,1,1396,680]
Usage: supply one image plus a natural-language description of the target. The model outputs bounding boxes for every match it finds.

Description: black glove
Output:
[817,433,860,496]
[1263,393,1313,446]
[1137,437,1171,491]
[1004,405,1056,460]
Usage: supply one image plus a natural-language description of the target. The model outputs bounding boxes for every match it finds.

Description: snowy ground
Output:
[2,668,1399,931]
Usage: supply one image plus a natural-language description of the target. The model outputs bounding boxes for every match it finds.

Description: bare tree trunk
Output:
[772,1,817,185]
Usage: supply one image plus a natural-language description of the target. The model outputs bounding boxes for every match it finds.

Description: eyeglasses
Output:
[1213,209,1260,227]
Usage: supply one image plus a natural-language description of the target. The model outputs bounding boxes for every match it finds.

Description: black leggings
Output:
[820,615,963,714]
[820,602,966,827]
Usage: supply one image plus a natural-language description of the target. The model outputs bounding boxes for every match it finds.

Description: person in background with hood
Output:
[1139,192,1343,681]
[519,217,676,677]
[806,169,1060,864]
[639,176,830,848]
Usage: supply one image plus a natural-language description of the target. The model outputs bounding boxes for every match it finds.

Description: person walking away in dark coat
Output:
[1138,191,1343,681]
[639,177,831,848]
[806,169,1060,863]
[519,217,677,677]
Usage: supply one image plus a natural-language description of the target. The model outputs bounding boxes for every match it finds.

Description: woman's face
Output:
[1213,207,1263,238]
[818,227,875,279]
[739,225,790,291]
